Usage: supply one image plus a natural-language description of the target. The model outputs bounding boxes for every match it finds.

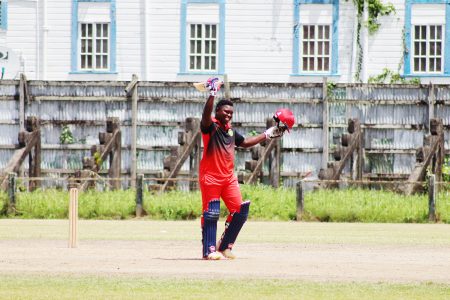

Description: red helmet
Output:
[273,108,295,132]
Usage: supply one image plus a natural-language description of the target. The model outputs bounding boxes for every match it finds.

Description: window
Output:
[302,25,331,72]
[0,0,7,31]
[292,0,339,76]
[412,25,443,73]
[71,0,116,73]
[80,23,109,70]
[189,24,217,71]
[180,0,225,75]
[404,1,450,76]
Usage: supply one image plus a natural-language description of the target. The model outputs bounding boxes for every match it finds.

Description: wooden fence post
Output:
[428,82,435,134]
[136,174,144,217]
[322,77,329,170]
[268,118,281,188]
[296,180,304,221]
[7,172,17,215]
[428,175,436,222]
[19,74,25,132]
[125,74,139,188]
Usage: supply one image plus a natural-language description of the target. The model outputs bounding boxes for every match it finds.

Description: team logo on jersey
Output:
[228,129,233,136]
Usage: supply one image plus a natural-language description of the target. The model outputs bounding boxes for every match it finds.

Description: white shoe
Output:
[221,249,236,259]
[205,251,224,260]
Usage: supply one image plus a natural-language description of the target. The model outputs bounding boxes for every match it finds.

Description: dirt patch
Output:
[1,239,449,283]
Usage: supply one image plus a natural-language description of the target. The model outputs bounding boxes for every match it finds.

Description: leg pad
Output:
[218,201,250,252]
[202,199,220,257]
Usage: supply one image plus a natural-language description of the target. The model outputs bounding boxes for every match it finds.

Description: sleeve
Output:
[234,129,245,147]
[201,122,216,134]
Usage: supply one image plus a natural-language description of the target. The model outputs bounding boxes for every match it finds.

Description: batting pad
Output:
[218,201,250,252]
[202,199,220,257]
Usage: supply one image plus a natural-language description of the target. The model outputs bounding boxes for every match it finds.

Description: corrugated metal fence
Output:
[0,79,449,188]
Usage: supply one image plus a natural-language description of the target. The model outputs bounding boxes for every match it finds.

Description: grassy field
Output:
[1,220,450,299]
[0,275,449,300]
[1,185,449,223]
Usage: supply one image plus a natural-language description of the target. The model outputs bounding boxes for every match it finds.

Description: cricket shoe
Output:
[220,249,236,260]
[205,251,224,260]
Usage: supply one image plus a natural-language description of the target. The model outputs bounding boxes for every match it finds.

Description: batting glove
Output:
[264,126,285,140]
[206,77,222,96]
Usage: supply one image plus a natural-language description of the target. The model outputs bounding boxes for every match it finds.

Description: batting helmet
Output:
[273,108,295,132]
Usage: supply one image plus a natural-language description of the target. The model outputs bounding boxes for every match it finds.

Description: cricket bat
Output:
[193,79,224,92]
[193,81,208,92]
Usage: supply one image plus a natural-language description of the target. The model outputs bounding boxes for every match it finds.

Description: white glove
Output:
[264,126,285,140]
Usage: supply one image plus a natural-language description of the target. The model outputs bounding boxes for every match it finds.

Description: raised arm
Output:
[200,78,222,129]
[201,95,215,129]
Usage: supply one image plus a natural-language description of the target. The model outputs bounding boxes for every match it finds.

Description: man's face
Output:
[215,105,234,125]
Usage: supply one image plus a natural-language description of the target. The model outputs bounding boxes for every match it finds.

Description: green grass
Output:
[0,275,448,300]
[1,185,449,223]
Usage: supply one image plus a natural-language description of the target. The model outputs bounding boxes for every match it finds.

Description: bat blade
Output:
[193,82,208,92]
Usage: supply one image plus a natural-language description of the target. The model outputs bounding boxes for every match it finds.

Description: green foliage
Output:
[12,189,134,220]
[2,186,449,223]
[326,81,337,100]
[59,125,74,144]
[303,188,429,223]
[443,156,450,182]
[240,185,297,221]
[366,0,396,34]
[350,0,396,34]
[144,190,201,220]
[247,130,258,137]
[368,68,420,84]
[348,0,396,82]
[93,151,102,166]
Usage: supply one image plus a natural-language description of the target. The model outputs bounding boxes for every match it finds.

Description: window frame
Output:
[79,22,110,71]
[0,0,8,31]
[404,0,450,77]
[71,0,116,74]
[300,24,332,73]
[179,0,225,75]
[188,23,219,72]
[292,0,339,76]
[411,24,444,74]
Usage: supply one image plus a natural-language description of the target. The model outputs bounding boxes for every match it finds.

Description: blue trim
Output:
[110,0,116,72]
[404,0,450,76]
[71,0,116,73]
[0,0,8,30]
[292,0,339,76]
[290,73,341,77]
[178,72,225,76]
[403,74,450,77]
[446,3,450,74]
[180,0,226,74]
[404,0,412,75]
[69,71,118,74]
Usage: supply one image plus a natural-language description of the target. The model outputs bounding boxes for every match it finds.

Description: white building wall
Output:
[45,0,72,79]
[336,0,356,83]
[366,0,405,81]
[2,0,449,83]
[5,0,38,79]
[225,0,292,83]
[147,0,181,81]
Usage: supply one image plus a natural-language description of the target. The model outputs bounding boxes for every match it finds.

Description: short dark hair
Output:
[215,99,233,111]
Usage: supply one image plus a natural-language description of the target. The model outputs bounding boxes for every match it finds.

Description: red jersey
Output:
[199,119,244,179]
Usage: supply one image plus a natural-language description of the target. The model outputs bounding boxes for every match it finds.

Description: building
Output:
[0,0,449,83]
